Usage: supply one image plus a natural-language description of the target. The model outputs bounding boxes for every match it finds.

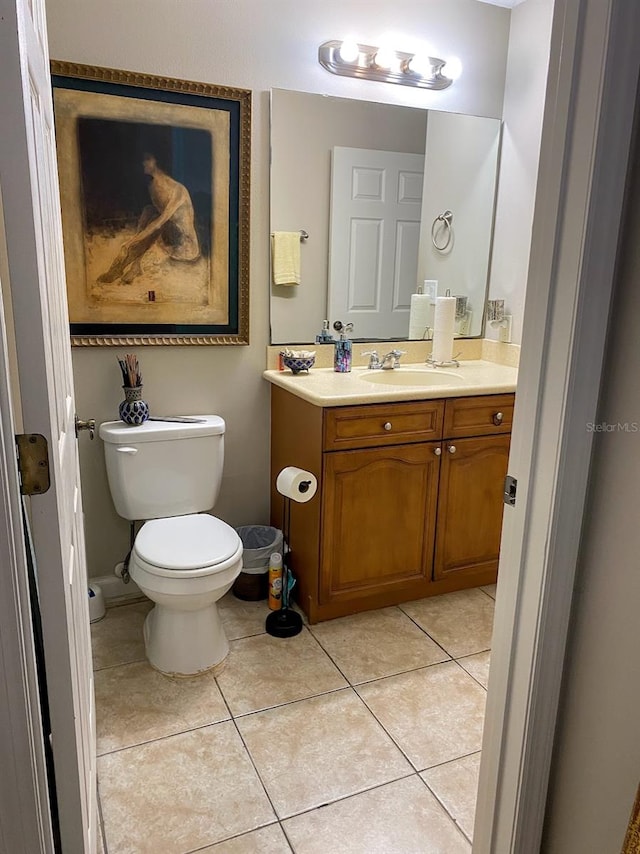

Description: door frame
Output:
[475,0,640,851]
[0,0,639,851]
[0,288,54,851]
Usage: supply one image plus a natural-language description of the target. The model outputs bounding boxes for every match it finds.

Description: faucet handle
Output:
[389,349,406,366]
[362,350,381,369]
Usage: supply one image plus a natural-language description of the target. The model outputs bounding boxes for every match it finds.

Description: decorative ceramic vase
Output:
[118,386,150,425]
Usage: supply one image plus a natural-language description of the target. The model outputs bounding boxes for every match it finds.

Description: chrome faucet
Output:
[363,350,382,369]
[363,349,406,370]
[380,349,406,369]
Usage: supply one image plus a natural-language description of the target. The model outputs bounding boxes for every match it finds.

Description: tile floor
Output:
[92,585,496,854]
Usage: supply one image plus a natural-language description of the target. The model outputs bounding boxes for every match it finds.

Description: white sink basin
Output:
[361,369,465,387]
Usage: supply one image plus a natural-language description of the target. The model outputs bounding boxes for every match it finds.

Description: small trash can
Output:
[233,525,283,601]
[88,583,106,623]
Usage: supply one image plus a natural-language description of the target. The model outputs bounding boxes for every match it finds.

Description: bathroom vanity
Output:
[265,361,516,623]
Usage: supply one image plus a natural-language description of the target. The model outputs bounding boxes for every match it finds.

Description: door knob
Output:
[434,447,442,456]
[448,445,456,454]
[75,416,96,440]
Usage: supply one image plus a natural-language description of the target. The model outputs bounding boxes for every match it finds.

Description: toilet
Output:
[99,416,243,676]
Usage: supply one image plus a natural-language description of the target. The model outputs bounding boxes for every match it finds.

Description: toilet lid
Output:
[135,514,241,571]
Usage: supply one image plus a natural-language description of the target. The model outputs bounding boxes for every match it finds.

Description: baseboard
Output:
[89,571,142,604]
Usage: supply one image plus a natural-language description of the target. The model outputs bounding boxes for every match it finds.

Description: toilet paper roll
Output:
[408,293,431,340]
[276,466,318,503]
[432,296,456,363]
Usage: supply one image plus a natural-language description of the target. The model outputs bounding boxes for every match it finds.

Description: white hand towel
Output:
[271,231,301,286]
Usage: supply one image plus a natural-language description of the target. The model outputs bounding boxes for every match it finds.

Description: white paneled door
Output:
[328,147,424,339]
[0,0,96,852]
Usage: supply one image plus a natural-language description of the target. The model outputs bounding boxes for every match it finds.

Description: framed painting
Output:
[50,62,251,345]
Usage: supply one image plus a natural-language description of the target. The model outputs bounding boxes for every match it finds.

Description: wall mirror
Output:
[270,88,501,345]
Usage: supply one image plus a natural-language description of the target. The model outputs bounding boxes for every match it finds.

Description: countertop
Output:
[263,359,518,407]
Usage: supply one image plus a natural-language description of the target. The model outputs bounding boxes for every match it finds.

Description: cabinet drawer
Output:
[324,400,444,451]
[443,393,514,438]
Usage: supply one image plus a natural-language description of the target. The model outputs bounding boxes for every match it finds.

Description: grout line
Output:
[453,655,490,691]
[92,655,147,673]
[184,822,294,854]
[418,772,476,847]
[278,770,418,823]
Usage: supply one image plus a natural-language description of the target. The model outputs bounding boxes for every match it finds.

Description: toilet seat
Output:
[134,514,242,576]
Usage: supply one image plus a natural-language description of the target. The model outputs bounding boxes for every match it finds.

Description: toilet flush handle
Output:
[116,446,138,455]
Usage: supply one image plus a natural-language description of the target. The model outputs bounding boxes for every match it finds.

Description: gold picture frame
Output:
[51,61,251,346]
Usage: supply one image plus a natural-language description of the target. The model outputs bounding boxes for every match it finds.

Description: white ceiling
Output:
[475,0,527,8]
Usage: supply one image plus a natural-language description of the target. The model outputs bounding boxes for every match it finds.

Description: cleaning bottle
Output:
[333,321,353,373]
[268,552,283,610]
[315,320,334,344]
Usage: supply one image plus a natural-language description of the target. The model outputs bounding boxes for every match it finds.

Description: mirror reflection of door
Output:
[328,147,424,340]
[269,89,502,346]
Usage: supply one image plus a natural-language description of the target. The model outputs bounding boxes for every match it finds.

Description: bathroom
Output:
[2,0,640,851]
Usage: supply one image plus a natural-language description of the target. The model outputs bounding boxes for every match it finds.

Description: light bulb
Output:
[374,47,396,70]
[338,40,360,64]
[444,56,463,81]
[408,53,434,78]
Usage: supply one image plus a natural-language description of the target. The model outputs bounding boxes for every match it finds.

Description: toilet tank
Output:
[99,416,225,520]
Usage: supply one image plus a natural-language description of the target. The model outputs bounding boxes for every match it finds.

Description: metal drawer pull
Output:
[434,447,442,456]
[448,445,456,454]
[493,411,504,425]
[383,422,392,431]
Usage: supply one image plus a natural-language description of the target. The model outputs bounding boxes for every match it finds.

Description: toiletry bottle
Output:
[333,321,353,373]
[268,552,283,610]
[316,320,334,344]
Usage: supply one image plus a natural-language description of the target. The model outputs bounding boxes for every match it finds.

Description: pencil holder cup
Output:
[119,386,149,425]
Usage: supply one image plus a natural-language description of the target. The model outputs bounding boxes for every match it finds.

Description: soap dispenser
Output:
[316,319,334,344]
[333,321,353,372]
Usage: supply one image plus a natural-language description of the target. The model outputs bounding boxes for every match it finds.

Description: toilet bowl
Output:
[130,514,243,676]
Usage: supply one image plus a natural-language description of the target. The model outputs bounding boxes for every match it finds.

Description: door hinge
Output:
[15,434,50,495]
[503,474,517,507]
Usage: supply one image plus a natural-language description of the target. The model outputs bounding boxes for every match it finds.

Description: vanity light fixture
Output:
[318,40,457,90]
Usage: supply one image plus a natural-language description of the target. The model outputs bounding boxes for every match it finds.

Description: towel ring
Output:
[431,210,453,251]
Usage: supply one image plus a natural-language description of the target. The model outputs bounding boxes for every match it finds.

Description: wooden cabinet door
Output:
[434,434,511,580]
[320,442,440,607]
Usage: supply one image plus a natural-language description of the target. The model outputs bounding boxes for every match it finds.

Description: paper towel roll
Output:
[432,296,456,363]
[276,466,318,503]
[408,293,431,340]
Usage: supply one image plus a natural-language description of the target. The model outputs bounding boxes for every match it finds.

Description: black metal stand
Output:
[265,494,303,638]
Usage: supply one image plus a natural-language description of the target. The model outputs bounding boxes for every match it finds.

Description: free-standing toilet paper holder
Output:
[266,468,317,638]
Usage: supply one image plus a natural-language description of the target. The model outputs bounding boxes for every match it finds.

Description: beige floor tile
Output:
[216,629,347,715]
[98,721,275,853]
[236,689,412,818]
[195,823,291,852]
[357,662,486,771]
[218,593,307,641]
[400,589,495,658]
[218,593,270,640]
[283,775,470,853]
[458,651,491,689]
[95,660,230,754]
[308,607,450,684]
[481,584,497,599]
[422,752,482,842]
[91,600,152,670]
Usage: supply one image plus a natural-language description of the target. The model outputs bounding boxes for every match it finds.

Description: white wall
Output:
[540,112,640,854]
[487,0,554,344]
[46,0,510,579]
